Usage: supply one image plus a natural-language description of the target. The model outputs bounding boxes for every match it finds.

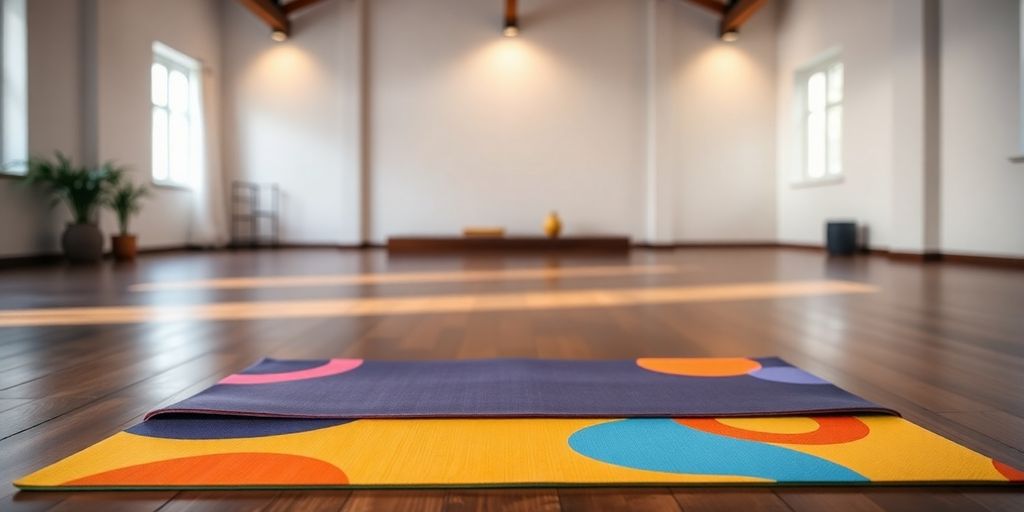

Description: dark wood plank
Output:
[673,489,790,512]
[559,487,681,512]
[446,489,559,512]
[863,489,988,512]
[263,490,351,512]
[158,490,281,512]
[341,490,446,512]
[46,491,174,512]
[777,490,885,512]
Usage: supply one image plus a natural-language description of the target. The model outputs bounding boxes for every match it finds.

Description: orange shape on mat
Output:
[675,416,870,445]
[636,357,762,377]
[64,452,348,486]
[993,460,1024,481]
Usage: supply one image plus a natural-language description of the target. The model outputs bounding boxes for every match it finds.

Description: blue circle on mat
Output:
[568,418,866,482]
[128,416,353,440]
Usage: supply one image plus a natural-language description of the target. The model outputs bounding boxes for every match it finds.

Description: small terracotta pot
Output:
[111,235,138,261]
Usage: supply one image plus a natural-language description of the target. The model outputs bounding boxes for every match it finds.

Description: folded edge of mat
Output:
[145,357,900,420]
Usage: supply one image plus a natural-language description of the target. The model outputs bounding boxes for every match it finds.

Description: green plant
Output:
[107,181,149,236]
[21,152,124,225]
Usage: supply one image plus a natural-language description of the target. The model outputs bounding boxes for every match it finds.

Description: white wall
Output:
[94,0,222,249]
[219,0,778,245]
[368,0,647,241]
[669,0,777,242]
[6,0,1020,258]
[222,0,362,245]
[939,0,1024,257]
[775,0,894,249]
[0,0,81,257]
[0,0,222,257]
[889,0,940,255]
[775,0,1024,257]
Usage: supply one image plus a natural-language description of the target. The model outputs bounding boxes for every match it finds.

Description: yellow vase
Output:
[544,211,562,238]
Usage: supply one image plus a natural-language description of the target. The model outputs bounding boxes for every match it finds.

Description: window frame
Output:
[0,0,27,178]
[1014,0,1024,162]
[793,50,844,187]
[150,41,201,190]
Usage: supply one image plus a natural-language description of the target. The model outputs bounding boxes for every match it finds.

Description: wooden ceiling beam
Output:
[503,0,519,36]
[505,0,518,28]
[282,0,326,15]
[720,0,767,36]
[237,0,290,34]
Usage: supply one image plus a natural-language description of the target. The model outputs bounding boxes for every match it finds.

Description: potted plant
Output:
[106,181,149,261]
[21,152,123,262]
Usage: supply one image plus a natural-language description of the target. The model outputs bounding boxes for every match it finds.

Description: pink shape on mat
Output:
[219,358,364,385]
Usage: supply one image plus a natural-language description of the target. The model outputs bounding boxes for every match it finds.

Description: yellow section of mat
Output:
[17,416,1021,489]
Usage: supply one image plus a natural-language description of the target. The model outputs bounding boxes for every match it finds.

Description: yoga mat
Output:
[148,357,897,419]
[17,357,1022,490]
[15,416,1023,488]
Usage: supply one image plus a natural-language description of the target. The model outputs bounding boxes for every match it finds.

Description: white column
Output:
[889,0,940,254]
[643,0,675,245]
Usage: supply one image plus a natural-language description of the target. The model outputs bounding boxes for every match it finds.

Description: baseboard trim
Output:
[3,242,1022,269]
[634,241,779,250]
[635,242,1022,268]
[0,253,63,269]
[887,251,943,262]
[775,242,825,252]
[940,252,1024,268]
[137,245,197,255]
[226,242,384,250]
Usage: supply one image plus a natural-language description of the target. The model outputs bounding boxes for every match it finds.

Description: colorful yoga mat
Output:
[15,357,1024,489]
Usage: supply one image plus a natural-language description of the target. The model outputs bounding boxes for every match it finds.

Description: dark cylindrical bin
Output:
[826,221,858,256]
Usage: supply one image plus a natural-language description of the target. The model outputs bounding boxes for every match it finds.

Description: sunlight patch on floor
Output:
[129,265,686,292]
[0,280,877,327]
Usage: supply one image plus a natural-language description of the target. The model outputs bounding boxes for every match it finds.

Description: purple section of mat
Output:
[149,357,897,420]
[128,416,352,440]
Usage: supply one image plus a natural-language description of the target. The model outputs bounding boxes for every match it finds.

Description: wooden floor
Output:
[1,247,1022,511]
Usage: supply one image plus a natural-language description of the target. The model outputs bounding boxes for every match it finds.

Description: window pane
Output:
[827,105,842,175]
[2,0,29,170]
[168,69,189,113]
[807,71,825,113]
[169,112,189,183]
[151,63,168,107]
[827,63,844,104]
[152,107,168,181]
[806,112,825,178]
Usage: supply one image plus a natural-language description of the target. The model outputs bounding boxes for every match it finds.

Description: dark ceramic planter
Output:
[61,223,104,263]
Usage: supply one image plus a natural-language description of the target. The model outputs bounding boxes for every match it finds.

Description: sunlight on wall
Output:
[0,281,877,327]
[679,45,763,101]
[452,37,563,107]
[241,45,326,106]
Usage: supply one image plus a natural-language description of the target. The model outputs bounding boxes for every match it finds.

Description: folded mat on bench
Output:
[146,357,897,419]
[16,357,1024,489]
